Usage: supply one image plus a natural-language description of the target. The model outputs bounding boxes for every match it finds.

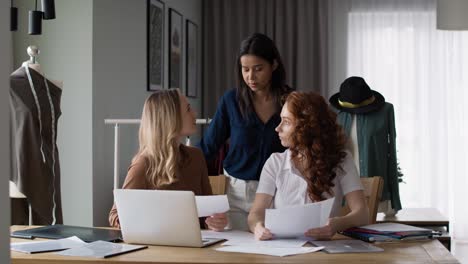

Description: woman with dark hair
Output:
[198,33,293,230]
[248,91,369,240]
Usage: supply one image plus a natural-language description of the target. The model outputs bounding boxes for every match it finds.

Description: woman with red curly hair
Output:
[248,91,369,240]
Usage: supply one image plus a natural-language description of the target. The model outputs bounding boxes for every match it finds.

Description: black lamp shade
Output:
[41,0,55,20]
[11,7,18,31]
[28,10,43,35]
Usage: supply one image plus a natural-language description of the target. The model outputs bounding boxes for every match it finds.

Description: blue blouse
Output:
[197,89,286,181]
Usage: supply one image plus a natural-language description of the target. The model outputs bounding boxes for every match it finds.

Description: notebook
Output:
[114,189,225,248]
[311,240,384,253]
[12,225,122,243]
[11,236,85,254]
[341,223,434,242]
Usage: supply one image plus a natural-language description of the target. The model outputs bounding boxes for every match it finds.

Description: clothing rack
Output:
[104,118,211,190]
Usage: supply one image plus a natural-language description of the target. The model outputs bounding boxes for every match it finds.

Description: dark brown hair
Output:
[285,91,348,201]
[235,33,291,118]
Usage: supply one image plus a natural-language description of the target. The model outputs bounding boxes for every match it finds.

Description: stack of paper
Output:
[341,223,434,242]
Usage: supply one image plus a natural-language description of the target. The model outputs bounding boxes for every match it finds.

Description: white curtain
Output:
[345,0,468,258]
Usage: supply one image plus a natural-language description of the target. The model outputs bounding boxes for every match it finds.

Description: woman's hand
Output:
[205,213,228,231]
[304,218,338,240]
[254,222,273,240]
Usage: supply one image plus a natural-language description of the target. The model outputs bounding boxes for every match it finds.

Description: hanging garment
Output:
[10,66,63,225]
[336,102,402,212]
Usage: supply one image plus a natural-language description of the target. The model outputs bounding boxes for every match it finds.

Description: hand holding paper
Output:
[195,195,229,217]
[265,197,335,238]
[205,213,228,231]
[304,217,338,240]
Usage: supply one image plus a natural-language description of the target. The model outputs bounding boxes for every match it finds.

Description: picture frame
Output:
[147,0,164,91]
[168,8,183,90]
[185,20,198,98]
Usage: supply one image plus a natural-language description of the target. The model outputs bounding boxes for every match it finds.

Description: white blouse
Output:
[256,149,363,217]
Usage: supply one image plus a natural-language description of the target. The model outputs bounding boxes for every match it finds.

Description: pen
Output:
[10,234,35,240]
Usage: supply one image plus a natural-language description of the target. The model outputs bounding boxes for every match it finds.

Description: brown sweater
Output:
[109,145,213,228]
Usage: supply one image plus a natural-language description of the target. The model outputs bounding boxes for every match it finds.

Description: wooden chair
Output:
[208,175,228,195]
[342,176,384,224]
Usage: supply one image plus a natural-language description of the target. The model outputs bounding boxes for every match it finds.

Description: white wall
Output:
[92,0,203,226]
[13,0,94,226]
[1,0,11,262]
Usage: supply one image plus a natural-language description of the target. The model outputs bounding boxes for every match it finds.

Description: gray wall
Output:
[13,0,94,226]
[12,0,203,227]
[92,0,203,226]
[328,0,350,93]
[1,1,11,262]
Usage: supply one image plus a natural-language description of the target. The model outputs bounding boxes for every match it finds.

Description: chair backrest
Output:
[208,175,228,195]
[342,176,384,224]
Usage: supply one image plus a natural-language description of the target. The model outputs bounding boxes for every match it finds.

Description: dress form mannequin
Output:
[10,45,64,200]
[330,77,402,216]
[10,46,64,225]
[348,114,396,216]
[21,46,63,89]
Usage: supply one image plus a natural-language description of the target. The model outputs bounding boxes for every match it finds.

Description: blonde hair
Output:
[136,89,182,187]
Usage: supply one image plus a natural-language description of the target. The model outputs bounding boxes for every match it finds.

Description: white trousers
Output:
[224,172,259,231]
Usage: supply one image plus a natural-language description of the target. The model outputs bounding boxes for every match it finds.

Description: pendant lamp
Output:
[10,0,18,31]
[28,0,43,35]
[41,0,55,20]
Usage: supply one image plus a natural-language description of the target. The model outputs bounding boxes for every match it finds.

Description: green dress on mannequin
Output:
[330,77,402,214]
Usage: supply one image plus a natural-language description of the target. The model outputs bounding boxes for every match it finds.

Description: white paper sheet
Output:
[195,195,230,217]
[57,240,147,258]
[265,197,335,238]
[201,230,307,248]
[11,236,85,254]
[215,245,324,257]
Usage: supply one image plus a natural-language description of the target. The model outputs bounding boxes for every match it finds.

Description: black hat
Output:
[329,76,385,114]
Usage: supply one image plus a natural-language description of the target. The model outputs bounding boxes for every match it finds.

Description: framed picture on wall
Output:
[147,0,164,91]
[169,8,182,90]
[186,20,198,98]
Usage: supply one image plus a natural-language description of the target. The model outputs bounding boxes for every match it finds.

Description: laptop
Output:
[114,189,224,248]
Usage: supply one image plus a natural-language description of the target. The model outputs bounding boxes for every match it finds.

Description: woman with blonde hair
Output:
[109,89,227,231]
[248,91,369,240]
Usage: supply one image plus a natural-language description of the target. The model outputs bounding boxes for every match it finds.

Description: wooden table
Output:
[377,208,449,231]
[377,208,451,250]
[11,225,459,264]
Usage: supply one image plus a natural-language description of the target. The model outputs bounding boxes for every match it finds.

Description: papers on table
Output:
[203,230,322,257]
[11,236,147,258]
[215,245,324,257]
[202,230,308,248]
[195,195,230,217]
[11,236,85,254]
[265,197,335,238]
[57,240,147,258]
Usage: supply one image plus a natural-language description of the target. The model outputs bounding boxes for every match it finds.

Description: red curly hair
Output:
[284,91,348,202]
